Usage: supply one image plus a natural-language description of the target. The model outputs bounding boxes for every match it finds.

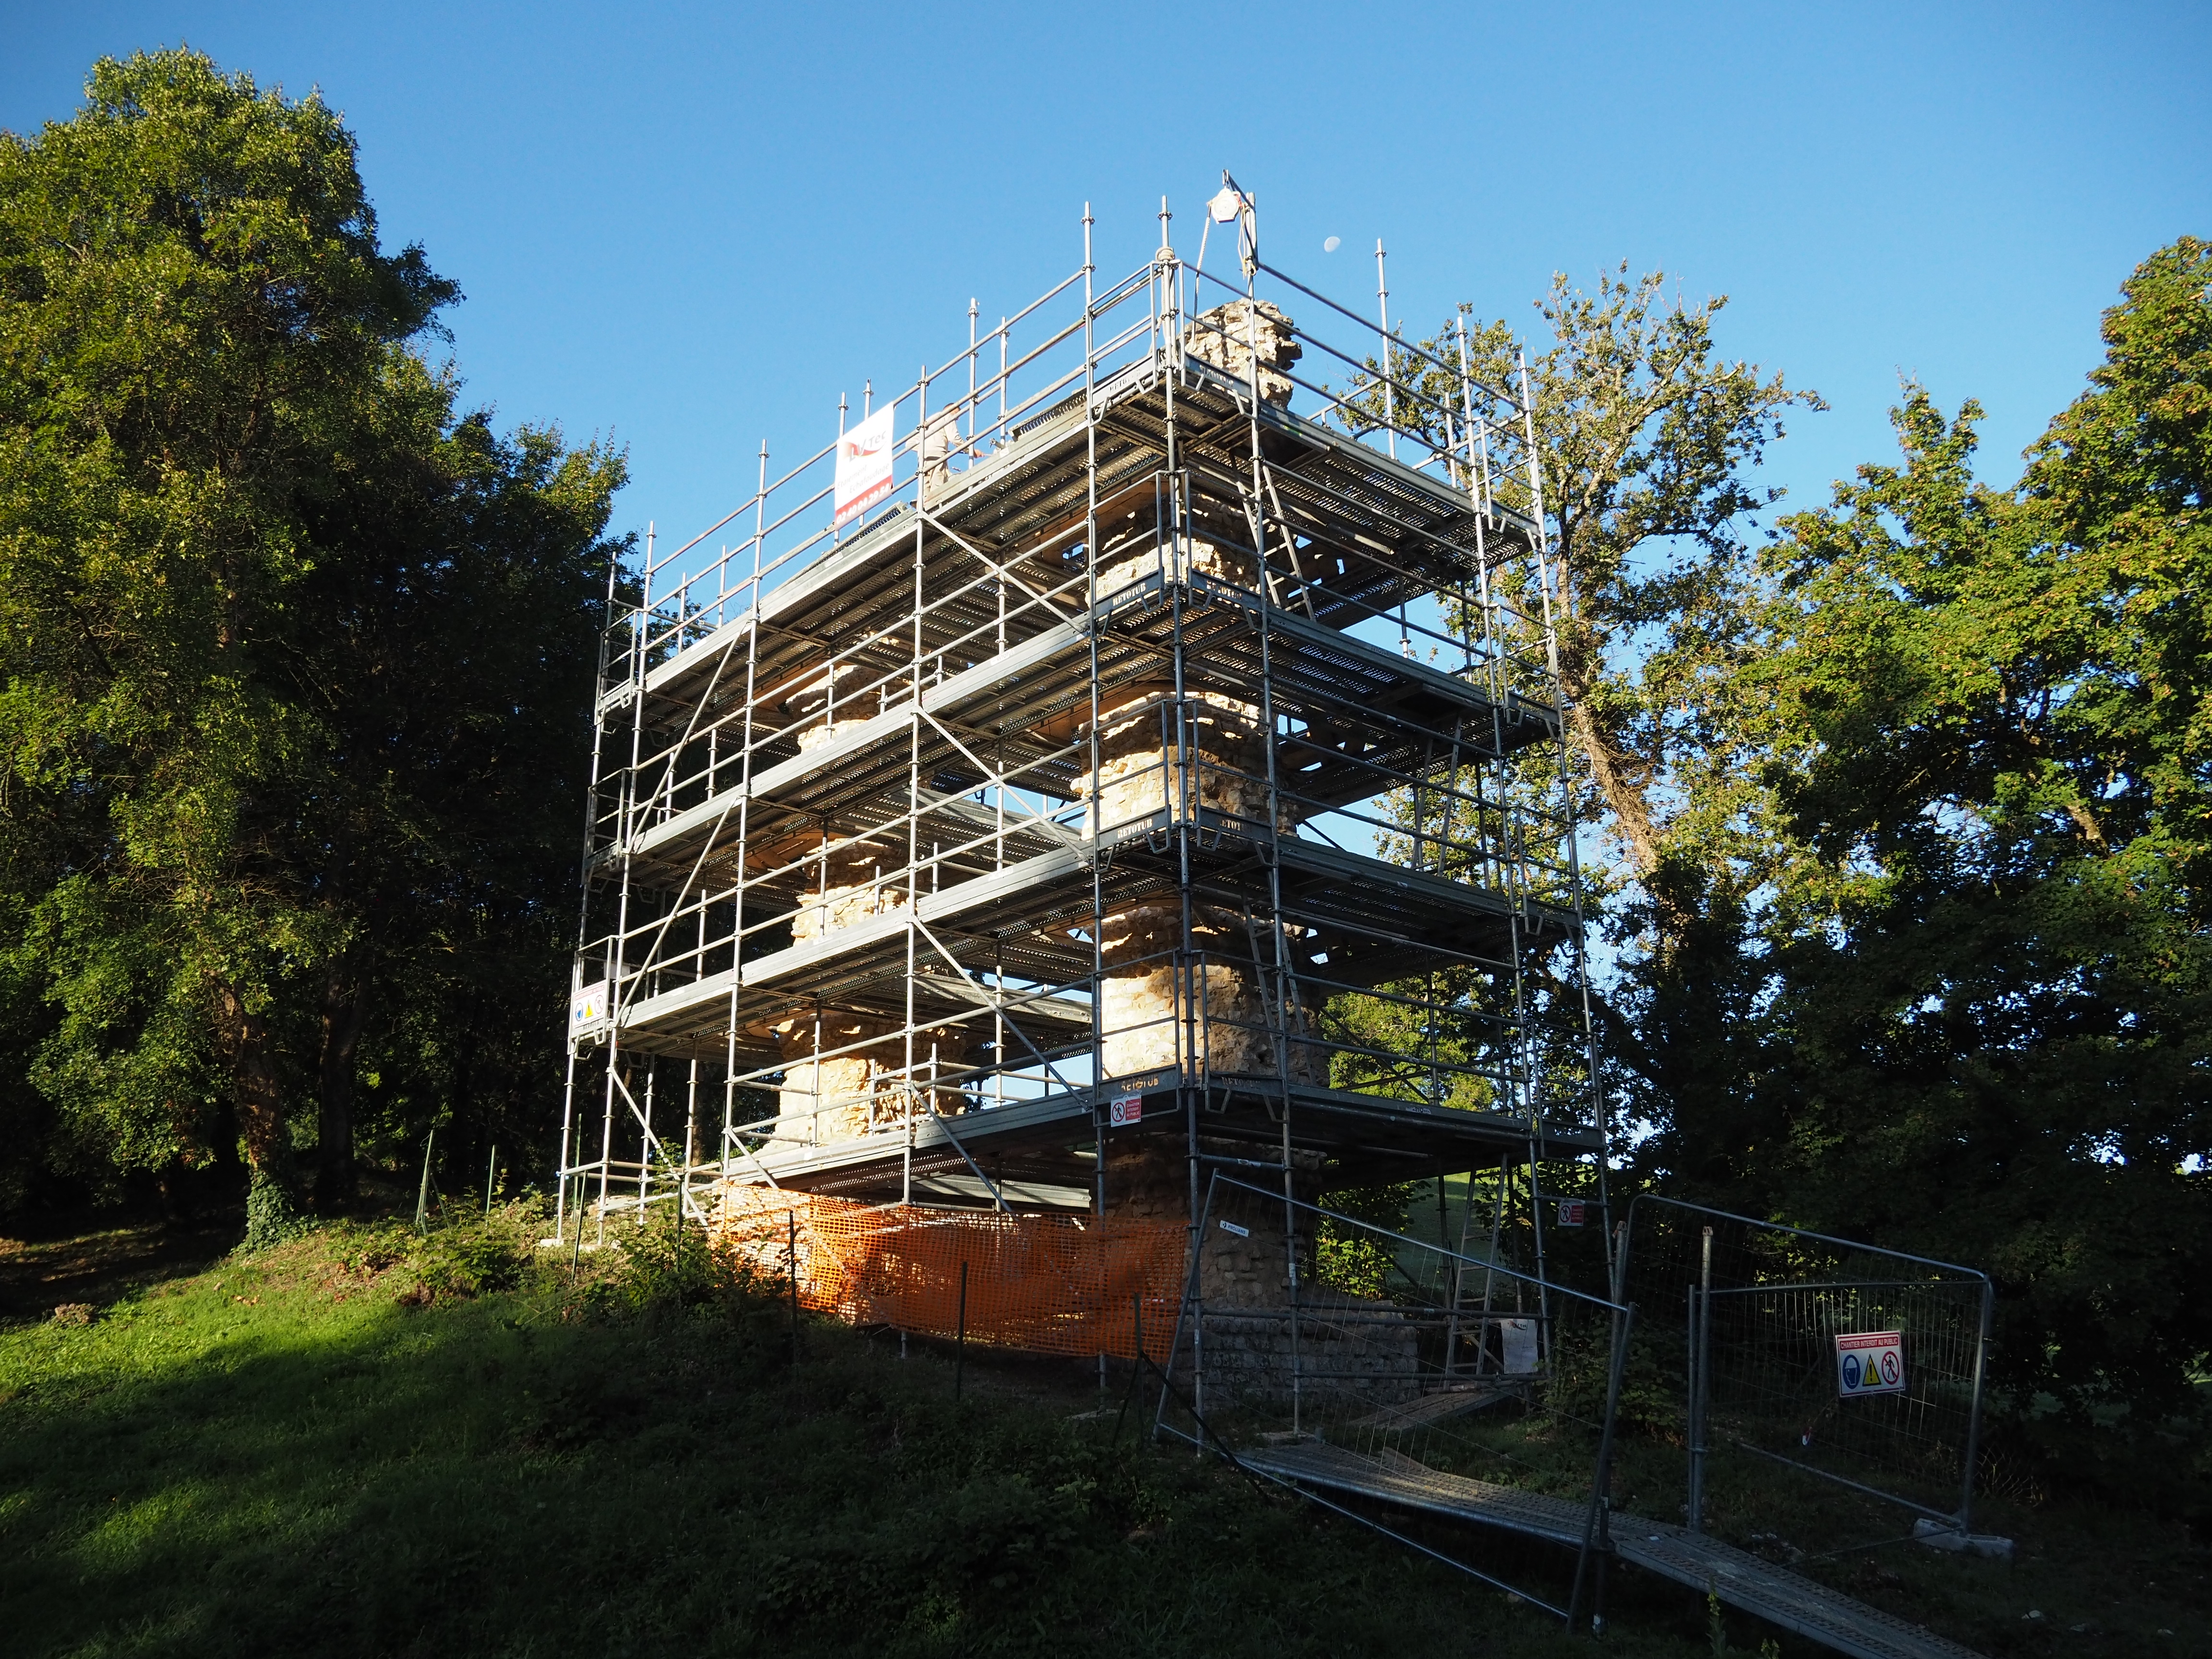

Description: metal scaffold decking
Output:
[1240,1442,1985,1659]
[559,190,1607,1251]
[554,185,1656,1627]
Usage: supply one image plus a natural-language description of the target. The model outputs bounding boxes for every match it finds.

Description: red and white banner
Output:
[833,404,895,526]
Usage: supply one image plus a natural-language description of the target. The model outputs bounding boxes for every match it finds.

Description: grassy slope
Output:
[0,1214,1601,1659]
[0,1213,2203,1659]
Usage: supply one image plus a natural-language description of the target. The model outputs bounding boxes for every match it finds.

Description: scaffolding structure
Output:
[554,192,1611,1355]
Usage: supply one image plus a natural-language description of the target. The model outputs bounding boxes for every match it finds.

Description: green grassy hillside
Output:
[0,1208,2201,1658]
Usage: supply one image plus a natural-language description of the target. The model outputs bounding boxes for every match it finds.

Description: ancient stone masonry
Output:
[758,663,973,1146]
[1185,298,1303,407]
[561,216,1602,1418]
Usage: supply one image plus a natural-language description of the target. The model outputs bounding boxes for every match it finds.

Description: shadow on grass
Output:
[0,1262,1603,1659]
[0,1213,244,1322]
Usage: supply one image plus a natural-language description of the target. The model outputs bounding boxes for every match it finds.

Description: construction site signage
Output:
[833,405,895,526]
[1109,1093,1142,1126]
[570,978,609,1037]
[1500,1317,1540,1375]
[1834,1331,1906,1398]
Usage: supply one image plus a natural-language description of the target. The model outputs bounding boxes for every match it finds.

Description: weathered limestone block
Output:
[1079,680,1272,835]
[1093,497,1262,605]
[764,1010,973,1145]
[1187,299,1301,407]
[1093,899,1323,1082]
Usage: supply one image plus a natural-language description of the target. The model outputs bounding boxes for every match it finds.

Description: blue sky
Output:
[5,1,2207,558]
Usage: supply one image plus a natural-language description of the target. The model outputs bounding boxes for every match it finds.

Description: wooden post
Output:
[414,1130,436,1235]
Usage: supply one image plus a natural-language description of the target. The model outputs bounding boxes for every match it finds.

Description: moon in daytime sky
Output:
[1322,235,1341,252]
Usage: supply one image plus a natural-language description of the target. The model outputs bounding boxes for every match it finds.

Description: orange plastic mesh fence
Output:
[711,1185,1188,1360]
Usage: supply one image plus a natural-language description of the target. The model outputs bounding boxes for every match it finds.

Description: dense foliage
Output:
[1380,240,2211,1467]
[0,51,625,1226]
[1707,240,2212,1429]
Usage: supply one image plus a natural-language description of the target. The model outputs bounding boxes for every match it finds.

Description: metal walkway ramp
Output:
[1240,1442,1983,1659]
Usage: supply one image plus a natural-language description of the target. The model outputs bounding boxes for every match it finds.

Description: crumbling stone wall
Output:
[1186,298,1302,406]
[760,668,971,1146]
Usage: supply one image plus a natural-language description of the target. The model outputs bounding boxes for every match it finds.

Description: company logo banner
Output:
[833,405,895,526]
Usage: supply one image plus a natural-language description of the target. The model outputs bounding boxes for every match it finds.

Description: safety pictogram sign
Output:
[1834,1331,1906,1397]
[1108,1094,1142,1126]
[571,977,610,1037]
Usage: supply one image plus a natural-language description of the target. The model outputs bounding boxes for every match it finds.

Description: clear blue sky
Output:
[5,1,2207,557]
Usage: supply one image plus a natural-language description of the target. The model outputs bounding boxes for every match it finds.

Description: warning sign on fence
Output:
[1834,1331,1906,1397]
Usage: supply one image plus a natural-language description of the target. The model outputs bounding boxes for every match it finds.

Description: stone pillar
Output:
[1087,301,1327,1269]
[1081,299,1325,1093]
[761,667,973,1148]
[1186,298,1302,405]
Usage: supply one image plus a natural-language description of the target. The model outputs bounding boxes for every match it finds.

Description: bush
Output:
[604,1205,788,1336]
[244,1171,312,1250]
[408,1200,543,1301]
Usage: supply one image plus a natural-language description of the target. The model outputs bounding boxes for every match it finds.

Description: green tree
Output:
[1340,270,1816,1128]
[0,50,623,1227]
[1697,238,2212,1420]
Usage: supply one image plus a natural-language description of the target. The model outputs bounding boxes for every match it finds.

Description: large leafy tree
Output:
[1678,239,2212,1421]
[1350,240,2212,1432]
[0,50,623,1225]
[1336,271,1816,1133]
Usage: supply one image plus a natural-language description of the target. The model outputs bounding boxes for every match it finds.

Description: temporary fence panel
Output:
[1618,1195,1992,1539]
[1153,1174,1635,1627]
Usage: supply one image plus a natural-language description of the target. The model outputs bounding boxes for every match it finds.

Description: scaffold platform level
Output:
[612,810,1575,1061]
[621,576,1559,889]
[645,360,1542,706]
[1241,1443,1985,1659]
[730,1070,1604,1205]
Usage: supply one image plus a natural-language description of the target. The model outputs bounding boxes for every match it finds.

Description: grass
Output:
[0,1204,2205,1658]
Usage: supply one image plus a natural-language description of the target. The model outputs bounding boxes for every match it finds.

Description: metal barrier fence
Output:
[1151,1174,1635,1626]
[1618,1196,1992,1539]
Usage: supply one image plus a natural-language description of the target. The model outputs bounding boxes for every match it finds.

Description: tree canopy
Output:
[1372,239,2210,1458]
[0,50,625,1232]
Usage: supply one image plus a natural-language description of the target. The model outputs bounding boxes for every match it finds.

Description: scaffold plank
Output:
[1240,1442,1985,1659]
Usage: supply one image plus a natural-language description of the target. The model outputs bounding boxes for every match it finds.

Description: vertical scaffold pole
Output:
[557,549,623,1245]
[1079,200,1106,1395]
[600,524,651,1248]
[1375,240,1396,459]
[1689,1224,1713,1534]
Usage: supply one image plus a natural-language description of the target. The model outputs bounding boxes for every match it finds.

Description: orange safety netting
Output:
[712,1186,1187,1360]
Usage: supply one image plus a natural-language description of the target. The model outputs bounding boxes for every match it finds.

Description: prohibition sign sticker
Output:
[1834,1331,1906,1397]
